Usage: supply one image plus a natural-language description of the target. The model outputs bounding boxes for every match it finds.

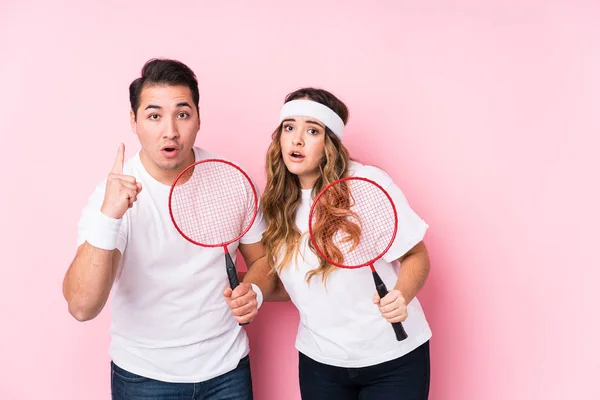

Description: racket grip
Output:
[225,252,240,289]
[372,272,408,342]
[225,252,249,326]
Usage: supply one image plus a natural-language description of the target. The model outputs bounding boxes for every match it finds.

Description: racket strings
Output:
[170,161,257,246]
[312,179,396,267]
[315,185,361,264]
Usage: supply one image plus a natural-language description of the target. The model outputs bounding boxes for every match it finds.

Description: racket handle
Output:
[225,251,249,326]
[225,251,240,289]
[372,271,408,342]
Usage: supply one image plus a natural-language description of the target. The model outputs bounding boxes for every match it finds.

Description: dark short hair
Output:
[129,58,200,118]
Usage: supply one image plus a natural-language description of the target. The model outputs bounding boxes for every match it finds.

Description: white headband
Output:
[279,100,345,139]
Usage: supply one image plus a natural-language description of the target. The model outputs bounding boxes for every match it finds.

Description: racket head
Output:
[168,159,258,247]
[308,176,398,269]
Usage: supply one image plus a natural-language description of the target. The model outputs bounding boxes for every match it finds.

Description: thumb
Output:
[223,286,233,299]
[373,292,380,304]
[232,282,250,299]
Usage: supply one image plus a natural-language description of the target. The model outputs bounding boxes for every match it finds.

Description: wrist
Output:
[85,208,122,250]
[251,283,264,309]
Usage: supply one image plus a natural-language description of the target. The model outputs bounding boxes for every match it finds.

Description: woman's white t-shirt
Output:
[277,161,431,368]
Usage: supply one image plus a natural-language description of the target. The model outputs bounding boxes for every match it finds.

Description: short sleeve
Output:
[381,182,428,262]
[239,179,266,245]
[354,165,428,262]
[76,181,128,254]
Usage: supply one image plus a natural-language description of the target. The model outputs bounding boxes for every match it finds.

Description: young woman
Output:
[244,88,432,399]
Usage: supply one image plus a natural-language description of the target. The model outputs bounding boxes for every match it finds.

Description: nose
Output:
[163,116,179,139]
[291,131,304,147]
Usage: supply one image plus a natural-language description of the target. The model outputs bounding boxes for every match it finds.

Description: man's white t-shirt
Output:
[76,147,266,383]
[277,161,432,368]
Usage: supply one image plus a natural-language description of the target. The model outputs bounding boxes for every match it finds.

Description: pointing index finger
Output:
[111,143,124,174]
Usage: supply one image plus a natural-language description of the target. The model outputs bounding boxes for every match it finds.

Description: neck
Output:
[298,173,318,190]
[139,149,195,186]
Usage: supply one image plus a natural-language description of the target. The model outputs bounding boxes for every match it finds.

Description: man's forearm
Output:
[243,256,278,300]
[62,242,118,321]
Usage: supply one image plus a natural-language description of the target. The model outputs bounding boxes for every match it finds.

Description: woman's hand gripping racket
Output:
[168,159,258,326]
[309,177,408,341]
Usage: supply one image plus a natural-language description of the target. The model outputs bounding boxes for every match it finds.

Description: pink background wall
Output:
[1,1,598,399]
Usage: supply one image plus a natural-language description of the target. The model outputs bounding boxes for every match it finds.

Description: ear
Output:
[130,109,137,134]
[197,108,201,131]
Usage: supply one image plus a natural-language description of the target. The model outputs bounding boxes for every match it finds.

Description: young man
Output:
[62,58,268,400]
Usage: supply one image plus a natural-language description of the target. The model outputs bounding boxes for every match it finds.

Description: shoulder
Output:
[194,146,259,188]
[193,146,222,162]
[348,161,393,189]
[194,147,250,172]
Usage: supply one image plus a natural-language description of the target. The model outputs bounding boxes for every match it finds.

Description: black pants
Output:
[299,341,430,400]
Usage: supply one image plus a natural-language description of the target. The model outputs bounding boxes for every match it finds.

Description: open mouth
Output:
[290,151,305,159]
[161,146,180,157]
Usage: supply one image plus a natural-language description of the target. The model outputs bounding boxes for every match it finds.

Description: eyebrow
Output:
[281,118,325,129]
[305,120,325,128]
[144,102,192,111]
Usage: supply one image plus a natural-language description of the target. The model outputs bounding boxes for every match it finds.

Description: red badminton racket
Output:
[168,159,258,326]
[309,176,407,341]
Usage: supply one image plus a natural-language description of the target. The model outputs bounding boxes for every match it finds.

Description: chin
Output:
[284,164,302,177]
[155,159,183,171]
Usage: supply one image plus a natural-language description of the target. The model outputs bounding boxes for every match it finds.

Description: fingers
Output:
[380,305,405,318]
[121,185,140,206]
[117,180,139,191]
[230,299,258,318]
[111,143,125,174]
[380,300,407,322]
[231,283,251,299]
[108,174,136,184]
[383,309,408,323]
[235,310,257,325]
[376,290,408,323]
[101,145,141,219]
[107,156,140,196]
[379,299,402,314]
[378,290,400,307]
[109,176,141,205]
[225,284,258,324]
[228,286,256,309]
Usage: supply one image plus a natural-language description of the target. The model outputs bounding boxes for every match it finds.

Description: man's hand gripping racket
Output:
[168,159,258,326]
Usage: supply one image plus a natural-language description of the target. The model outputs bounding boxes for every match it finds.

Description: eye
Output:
[308,128,319,135]
[149,114,160,121]
[283,124,294,131]
[177,112,189,119]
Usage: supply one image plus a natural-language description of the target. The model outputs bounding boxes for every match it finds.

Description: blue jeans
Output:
[111,355,253,400]
[299,341,430,400]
